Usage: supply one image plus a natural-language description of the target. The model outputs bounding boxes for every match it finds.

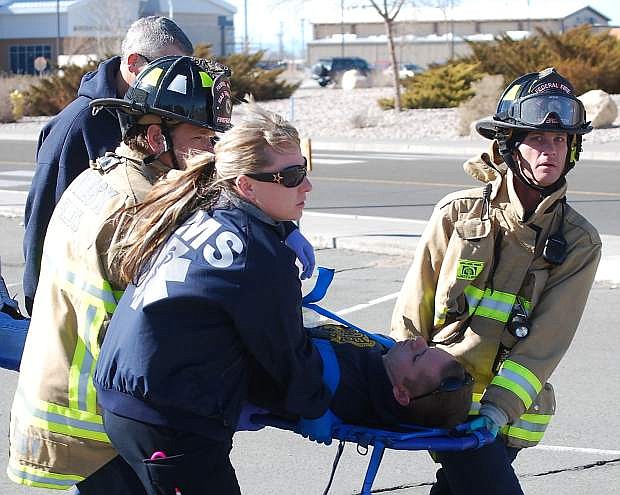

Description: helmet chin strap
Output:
[497,136,566,197]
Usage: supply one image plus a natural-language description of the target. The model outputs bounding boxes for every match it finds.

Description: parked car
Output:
[311,57,371,87]
[383,63,425,79]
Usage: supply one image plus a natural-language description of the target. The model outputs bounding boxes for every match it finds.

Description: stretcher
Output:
[251,267,494,495]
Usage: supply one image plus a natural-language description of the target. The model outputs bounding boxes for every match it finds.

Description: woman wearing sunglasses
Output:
[93,103,332,494]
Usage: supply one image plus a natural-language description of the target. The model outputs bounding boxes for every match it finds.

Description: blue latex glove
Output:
[285,229,315,280]
[295,409,341,445]
[236,401,268,432]
[456,415,499,438]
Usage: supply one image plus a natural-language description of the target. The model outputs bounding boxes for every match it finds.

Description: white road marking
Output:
[0,170,34,178]
[0,180,29,187]
[312,158,362,165]
[316,291,400,322]
[534,444,620,456]
[304,210,428,225]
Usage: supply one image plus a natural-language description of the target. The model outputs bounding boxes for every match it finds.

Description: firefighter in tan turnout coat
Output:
[8,56,232,493]
[391,68,601,495]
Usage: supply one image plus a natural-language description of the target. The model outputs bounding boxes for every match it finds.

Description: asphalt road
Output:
[1,144,618,235]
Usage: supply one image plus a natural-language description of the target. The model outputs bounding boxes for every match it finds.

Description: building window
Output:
[9,44,52,74]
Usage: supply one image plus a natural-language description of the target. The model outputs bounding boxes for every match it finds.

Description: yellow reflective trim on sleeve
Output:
[502,360,542,394]
[502,426,545,443]
[141,67,164,87]
[199,71,214,87]
[520,413,552,425]
[490,375,533,409]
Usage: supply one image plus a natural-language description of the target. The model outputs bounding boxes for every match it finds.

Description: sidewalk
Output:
[300,211,620,285]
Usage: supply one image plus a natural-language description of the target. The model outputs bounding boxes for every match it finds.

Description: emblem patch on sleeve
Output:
[456,259,484,280]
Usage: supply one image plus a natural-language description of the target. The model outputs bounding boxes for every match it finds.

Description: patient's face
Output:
[384,337,456,398]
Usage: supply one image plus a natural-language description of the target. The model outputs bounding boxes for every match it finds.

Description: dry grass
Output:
[0,74,36,122]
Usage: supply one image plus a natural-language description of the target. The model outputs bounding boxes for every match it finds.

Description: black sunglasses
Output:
[411,373,473,401]
[246,157,308,188]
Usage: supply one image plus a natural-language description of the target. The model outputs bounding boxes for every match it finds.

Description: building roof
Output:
[0,0,79,14]
[310,3,610,25]
[0,0,236,15]
[307,30,531,46]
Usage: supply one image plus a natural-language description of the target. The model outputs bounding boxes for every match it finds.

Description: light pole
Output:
[244,0,249,53]
[340,0,345,57]
[56,0,60,64]
[168,0,174,19]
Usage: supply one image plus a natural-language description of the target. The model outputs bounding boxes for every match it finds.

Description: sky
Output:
[226,0,620,57]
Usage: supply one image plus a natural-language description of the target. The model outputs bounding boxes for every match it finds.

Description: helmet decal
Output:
[213,73,232,130]
[167,74,187,94]
[141,67,164,87]
[199,71,214,88]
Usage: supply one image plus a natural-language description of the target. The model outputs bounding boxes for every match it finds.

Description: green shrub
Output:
[194,44,298,101]
[466,25,620,94]
[378,62,482,109]
[23,61,98,116]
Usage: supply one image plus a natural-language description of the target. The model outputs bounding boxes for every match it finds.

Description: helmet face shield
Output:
[510,93,586,130]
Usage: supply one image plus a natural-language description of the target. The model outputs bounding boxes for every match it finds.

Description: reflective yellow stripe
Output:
[14,390,109,443]
[469,392,483,415]
[491,360,542,411]
[7,458,83,489]
[520,413,552,424]
[69,303,106,413]
[491,376,534,409]
[463,285,532,323]
[502,426,545,443]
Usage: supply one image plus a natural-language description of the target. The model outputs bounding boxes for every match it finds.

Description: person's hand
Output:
[295,409,341,445]
[285,230,315,280]
[456,404,508,439]
[456,415,499,438]
[236,401,268,432]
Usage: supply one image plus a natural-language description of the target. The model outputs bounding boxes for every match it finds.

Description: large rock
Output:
[578,89,617,128]
[341,69,370,90]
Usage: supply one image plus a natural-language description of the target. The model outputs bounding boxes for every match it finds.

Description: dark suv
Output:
[311,57,371,86]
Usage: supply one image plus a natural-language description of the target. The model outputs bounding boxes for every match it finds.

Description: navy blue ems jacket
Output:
[23,57,122,313]
[94,198,331,440]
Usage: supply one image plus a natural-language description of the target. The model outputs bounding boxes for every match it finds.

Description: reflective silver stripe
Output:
[497,368,539,403]
[17,390,106,435]
[77,305,98,411]
[7,464,79,488]
[65,270,116,307]
[511,418,548,433]
[477,297,513,318]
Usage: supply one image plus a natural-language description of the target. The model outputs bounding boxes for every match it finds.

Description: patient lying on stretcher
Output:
[248,324,474,429]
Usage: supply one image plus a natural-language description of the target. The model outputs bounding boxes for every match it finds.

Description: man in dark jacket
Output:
[23,16,193,314]
[249,323,474,430]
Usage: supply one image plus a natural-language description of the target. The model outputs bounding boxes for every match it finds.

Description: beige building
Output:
[0,0,236,74]
[307,5,611,67]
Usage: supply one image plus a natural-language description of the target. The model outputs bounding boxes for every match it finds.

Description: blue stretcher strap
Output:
[312,338,340,396]
[303,267,395,349]
[0,312,29,372]
[302,266,335,304]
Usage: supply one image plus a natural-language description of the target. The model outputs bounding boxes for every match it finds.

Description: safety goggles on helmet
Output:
[507,93,586,129]
[411,373,474,401]
[246,158,308,188]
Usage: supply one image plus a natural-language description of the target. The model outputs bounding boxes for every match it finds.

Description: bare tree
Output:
[367,0,407,111]
[420,0,462,60]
